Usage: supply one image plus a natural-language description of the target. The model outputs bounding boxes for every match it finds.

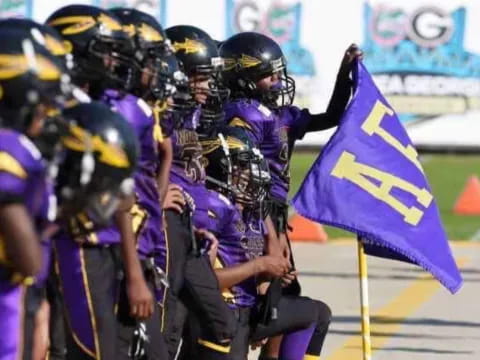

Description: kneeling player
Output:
[180,128,332,360]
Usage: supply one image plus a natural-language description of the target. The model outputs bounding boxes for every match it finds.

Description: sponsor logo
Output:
[363,3,480,123]
[225,0,315,77]
[0,0,32,18]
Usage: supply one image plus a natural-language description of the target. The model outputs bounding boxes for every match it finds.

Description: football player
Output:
[0,28,70,360]
[220,32,361,360]
[47,5,147,358]
[160,25,237,359]
[192,127,330,360]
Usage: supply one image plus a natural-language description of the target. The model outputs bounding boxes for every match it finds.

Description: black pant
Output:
[46,255,67,360]
[181,295,330,360]
[251,296,330,341]
[116,262,169,360]
[162,210,236,359]
[57,245,120,360]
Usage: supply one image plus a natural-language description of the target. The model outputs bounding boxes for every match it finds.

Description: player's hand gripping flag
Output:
[292,61,463,293]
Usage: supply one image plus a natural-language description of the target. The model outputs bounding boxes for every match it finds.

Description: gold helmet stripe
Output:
[62,124,130,168]
[172,38,206,54]
[48,15,96,35]
[0,54,61,80]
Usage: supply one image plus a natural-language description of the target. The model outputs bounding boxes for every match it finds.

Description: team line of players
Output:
[0,4,362,360]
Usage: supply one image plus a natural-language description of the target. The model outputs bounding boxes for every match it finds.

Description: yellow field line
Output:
[327,239,480,248]
[325,257,470,360]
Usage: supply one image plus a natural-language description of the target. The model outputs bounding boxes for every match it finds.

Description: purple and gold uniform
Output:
[54,91,165,358]
[208,190,257,309]
[242,213,267,260]
[225,100,311,203]
[0,129,54,359]
[156,106,210,275]
[102,90,164,259]
[169,107,206,186]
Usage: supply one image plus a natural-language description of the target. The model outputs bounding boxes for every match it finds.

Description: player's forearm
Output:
[0,203,42,277]
[264,215,282,256]
[306,74,352,133]
[114,198,144,282]
[214,259,262,289]
[157,137,172,204]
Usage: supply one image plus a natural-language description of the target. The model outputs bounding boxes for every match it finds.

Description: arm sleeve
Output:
[306,75,353,133]
[283,106,312,141]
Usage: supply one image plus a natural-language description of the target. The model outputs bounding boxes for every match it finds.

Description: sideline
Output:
[322,238,480,247]
[325,257,470,360]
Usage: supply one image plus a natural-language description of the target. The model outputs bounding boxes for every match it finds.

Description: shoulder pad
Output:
[226,99,273,124]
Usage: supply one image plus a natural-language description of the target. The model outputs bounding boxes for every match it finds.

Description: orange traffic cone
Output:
[453,175,480,215]
[288,213,328,243]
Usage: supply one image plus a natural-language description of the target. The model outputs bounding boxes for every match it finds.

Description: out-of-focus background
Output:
[7,0,480,240]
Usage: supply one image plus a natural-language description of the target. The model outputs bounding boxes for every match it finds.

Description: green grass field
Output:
[288,152,480,241]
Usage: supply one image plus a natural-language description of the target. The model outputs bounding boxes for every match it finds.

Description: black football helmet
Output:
[56,101,138,226]
[219,32,295,107]
[0,18,74,71]
[166,25,229,137]
[202,126,271,209]
[0,28,71,134]
[110,8,173,102]
[46,5,136,97]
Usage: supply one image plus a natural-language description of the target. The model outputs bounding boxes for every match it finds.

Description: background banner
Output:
[1,0,479,149]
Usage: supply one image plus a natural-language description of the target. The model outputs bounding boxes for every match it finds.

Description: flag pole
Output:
[357,237,372,360]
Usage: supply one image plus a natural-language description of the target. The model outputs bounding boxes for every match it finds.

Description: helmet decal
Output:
[97,13,123,33]
[172,38,206,54]
[48,15,97,35]
[200,136,246,155]
[48,13,122,36]
[62,124,130,168]
[229,117,252,130]
[223,57,237,71]
[138,22,163,42]
[239,54,262,68]
[62,40,73,54]
[122,24,136,37]
[92,134,130,168]
[0,54,61,80]
[44,34,69,56]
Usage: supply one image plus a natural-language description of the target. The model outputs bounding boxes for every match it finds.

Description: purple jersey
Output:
[243,212,267,260]
[169,107,206,184]
[154,171,211,290]
[97,91,163,257]
[154,109,209,300]
[0,130,53,358]
[165,106,210,253]
[225,99,311,202]
[208,190,257,309]
[0,130,53,268]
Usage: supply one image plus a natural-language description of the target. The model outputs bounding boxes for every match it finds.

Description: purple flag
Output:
[292,61,462,293]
